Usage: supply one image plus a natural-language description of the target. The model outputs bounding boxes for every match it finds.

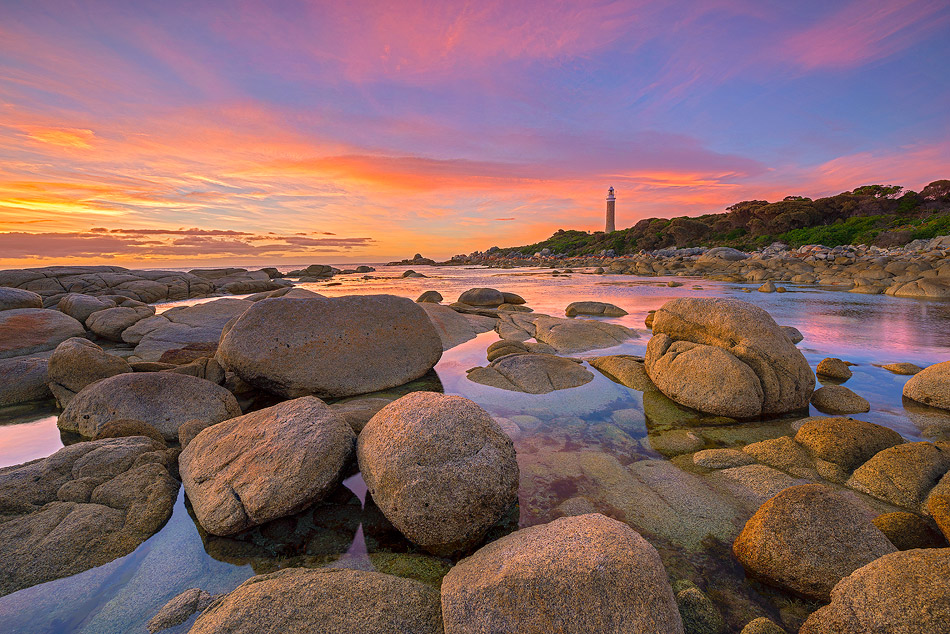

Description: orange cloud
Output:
[21,126,96,149]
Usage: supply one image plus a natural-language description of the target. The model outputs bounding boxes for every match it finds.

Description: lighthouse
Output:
[605,186,616,233]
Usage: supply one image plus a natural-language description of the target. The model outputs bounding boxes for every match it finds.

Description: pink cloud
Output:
[783,0,950,70]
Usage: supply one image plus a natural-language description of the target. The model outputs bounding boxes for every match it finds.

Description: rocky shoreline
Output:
[440,234,950,299]
[1,276,949,632]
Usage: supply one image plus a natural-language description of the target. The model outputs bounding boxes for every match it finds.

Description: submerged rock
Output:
[466,353,594,394]
[0,436,179,597]
[564,301,627,317]
[147,588,215,633]
[180,396,355,536]
[875,361,922,375]
[587,354,657,391]
[217,295,443,398]
[810,385,870,415]
[0,308,86,359]
[58,371,241,441]
[733,484,896,601]
[533,315,637,353]
[645,298,814,418]
[441,513,684,634]
[189,568,443,633]
[357,392,518,555]
[903,360,950,410]
[799,549,950,634]
[47,337,132,406]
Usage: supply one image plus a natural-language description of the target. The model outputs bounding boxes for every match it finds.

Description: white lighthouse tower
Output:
[605,186,616,233]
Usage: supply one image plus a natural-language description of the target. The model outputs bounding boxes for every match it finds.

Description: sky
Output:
[1,0,949,267]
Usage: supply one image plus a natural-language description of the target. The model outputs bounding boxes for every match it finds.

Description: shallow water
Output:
[1,265,949,632]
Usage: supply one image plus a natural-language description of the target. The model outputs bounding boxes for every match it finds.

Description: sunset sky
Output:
[1,0,949,266]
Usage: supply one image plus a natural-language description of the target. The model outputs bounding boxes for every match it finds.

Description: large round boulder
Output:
[794,417,903,472]
[357,392,518,555]
[458,287,505,307]
[180,396,355,535]
[0,308,86,359]
[58,372,241,441]
[189,568,443,634]
[216,295,443,398]
[0,287,43,311]
[441,513,684,633]
[846,441,950,510]
[799,549,950,634]
[733,484,896,601]
[47,337,132,406]
[645,298,814,417]
[0,355,52,407]
[903,360,950,410]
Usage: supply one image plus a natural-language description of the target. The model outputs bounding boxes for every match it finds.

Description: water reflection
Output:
[0,266,949,633]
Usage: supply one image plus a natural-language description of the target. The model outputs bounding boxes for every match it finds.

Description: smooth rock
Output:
[441,513,684,634]
[58,372,241,441]
[217,295,443,398]
[419,302,491,351]
[47,337,132,406]
[693,448,756,470]
[877,362,922,375]
[466,353,594,394]
[485,339,528,362]
[86,306,155,341]
[740,618,786,634]
[587,354,657,391]
[903,360,950,410]
[847,442,950,510]
[564,301,627,317]
[533,315,637,353]
[416,290,443,303]
[329,396,394,433]
[458,287,505,307]
[794,417,903,472]
[358,392,518,555]
[0,287,43,311]
[799,549,950,634]
[92,419,167,445]
[810,385,870,414]
[147,588,214,633]
[180,396,355,536]
[646,298,814,416]
[781,325,803,344]
[0,308,87,359]
[732,484,896,600]
[0,355,51,406]
[56,293,116,323]
[189,568,443,634]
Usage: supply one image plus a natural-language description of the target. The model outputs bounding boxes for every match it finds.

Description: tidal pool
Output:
[1,264,948,633]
